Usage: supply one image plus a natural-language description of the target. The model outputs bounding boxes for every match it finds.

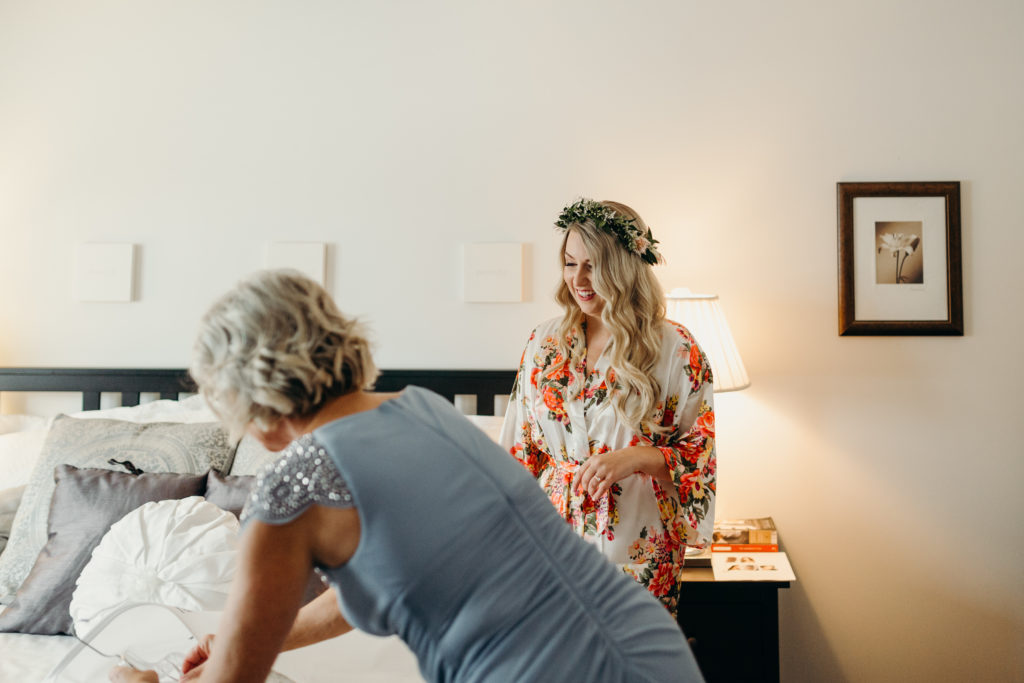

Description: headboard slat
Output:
[0,368,517,416]
[83,392,101,412]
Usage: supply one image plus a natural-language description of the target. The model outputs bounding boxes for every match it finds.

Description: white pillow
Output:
[465,415,504,444]
[0,429,49,491]
[70,497,240,637]
[0,414,48,435]
[70,394,217,423]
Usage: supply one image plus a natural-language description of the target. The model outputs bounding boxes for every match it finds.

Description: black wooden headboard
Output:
[0,368,516,416]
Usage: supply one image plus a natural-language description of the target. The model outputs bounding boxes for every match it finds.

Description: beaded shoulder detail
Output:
[241,433,354,526]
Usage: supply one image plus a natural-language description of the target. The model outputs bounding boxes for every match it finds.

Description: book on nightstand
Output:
[710,517,779,552]
[711,550,795,581]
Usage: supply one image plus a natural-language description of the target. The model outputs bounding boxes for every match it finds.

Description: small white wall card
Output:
[265,242,326,285]
[74,243,135,302]
[463,243,524,303]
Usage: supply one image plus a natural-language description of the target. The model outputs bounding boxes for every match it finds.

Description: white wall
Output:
[2,1,1022,680]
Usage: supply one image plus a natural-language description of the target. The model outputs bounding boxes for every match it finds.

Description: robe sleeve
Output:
[499,329,554,478]
[646,325,716,548]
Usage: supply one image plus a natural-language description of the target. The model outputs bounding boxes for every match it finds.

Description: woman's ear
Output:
[248,418,299,452]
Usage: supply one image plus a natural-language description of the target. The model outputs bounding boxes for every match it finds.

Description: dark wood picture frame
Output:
[837,181,963,336]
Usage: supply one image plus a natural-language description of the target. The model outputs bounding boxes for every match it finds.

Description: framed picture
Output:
[837,181,963,336]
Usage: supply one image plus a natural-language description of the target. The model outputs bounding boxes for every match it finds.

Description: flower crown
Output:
[555,198,663,265]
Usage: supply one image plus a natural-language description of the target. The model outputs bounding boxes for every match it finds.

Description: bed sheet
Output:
[0,631,425,683]
[0,630,76,680]
[0,629,424,681]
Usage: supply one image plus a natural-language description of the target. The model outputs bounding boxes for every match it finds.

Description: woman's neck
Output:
[582,314,610,369]
[583,314,608,343]
[287,390,395,438]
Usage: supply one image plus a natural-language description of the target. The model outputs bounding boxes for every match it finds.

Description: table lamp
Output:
[665,288,750,392]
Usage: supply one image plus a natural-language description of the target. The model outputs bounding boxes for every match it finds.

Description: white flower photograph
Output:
[875,221,923,285]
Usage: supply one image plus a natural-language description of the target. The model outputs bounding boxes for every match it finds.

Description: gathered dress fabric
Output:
[243,386,703,683]
[500,317,717,615]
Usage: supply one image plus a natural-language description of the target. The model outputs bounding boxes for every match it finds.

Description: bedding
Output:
[0,379,509,682]
[0,416,233,602]
[0,609,423,683]
[0,622,77,680]
[0,485,25,556]
[204,469,255,517]
[0,428,49,491]
[0,466,208,634]
[69,497,239,636]
[0,413,48,434]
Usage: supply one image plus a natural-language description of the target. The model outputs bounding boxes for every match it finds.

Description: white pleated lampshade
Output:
[665,288,750,392]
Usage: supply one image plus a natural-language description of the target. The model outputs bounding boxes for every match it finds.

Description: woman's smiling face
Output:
[563,230,605,318]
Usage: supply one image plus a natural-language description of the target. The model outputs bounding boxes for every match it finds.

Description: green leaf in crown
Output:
[555,198,663,266]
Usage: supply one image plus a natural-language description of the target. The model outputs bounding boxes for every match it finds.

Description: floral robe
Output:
[499,317,716,614]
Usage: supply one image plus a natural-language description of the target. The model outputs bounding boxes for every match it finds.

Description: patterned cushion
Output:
[0,416,232,602]
[228,433,279,476]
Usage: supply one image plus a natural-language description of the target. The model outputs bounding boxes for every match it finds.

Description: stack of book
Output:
[710,517,778,552]
[704,517,795,581]
[683,516,779,568]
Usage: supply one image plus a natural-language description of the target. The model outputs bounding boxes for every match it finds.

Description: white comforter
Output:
[0,630,77,680]
[0,607,424,682]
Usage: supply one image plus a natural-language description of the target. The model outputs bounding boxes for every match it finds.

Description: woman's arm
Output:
[500,330,556,478]
[280,586,353,651]
[575,445,670,499]
[194,519,315,682]
[180,586,353,679]
[192,503,360,682]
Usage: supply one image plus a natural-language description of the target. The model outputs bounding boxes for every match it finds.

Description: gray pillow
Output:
[0,465,206,635]
[0,416,233,601]
[204,470,254,518]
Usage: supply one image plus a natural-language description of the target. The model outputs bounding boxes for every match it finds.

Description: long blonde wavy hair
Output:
[555,200,666,433]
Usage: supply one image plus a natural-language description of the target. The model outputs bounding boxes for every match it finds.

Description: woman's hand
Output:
[108,666,158,683]
[181,633,215,680]
[573,446,670,499]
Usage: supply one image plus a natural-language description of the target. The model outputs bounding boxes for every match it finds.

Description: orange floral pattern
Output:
[501,318,716,615]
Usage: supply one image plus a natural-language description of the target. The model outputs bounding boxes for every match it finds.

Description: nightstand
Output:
[678,565,790,682]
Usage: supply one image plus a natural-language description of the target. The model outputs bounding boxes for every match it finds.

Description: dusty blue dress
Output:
[244,386,703,682]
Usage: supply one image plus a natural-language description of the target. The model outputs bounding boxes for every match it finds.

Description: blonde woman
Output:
[111,269,702,683]
[500,199,716,616]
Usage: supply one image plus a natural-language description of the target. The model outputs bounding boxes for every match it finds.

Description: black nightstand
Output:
[678,567,790,682]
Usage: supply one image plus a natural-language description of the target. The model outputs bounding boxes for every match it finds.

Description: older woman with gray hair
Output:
[110,269,703,683]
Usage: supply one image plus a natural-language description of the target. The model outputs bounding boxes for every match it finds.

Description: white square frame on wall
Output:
[73,243,135,302]
[462,243,524,303]
[837,181,963,336]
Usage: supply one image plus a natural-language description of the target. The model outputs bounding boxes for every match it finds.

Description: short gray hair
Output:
[190,269,379,439]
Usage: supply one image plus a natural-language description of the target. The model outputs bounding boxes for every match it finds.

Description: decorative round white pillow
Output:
[70,496,240,636]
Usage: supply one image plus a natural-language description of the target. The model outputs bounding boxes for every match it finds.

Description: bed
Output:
[0,367,516,683]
